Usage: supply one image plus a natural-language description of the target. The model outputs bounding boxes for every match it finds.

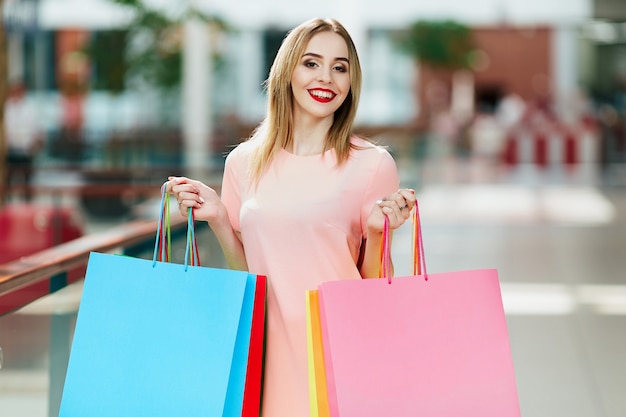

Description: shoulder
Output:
[349,135,396,166]
[224,138,261,169]
[226,139,258,160]
[223,140,261,188]
[350,136,398,187]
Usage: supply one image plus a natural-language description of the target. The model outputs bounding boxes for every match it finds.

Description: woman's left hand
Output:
[367,188,416,234]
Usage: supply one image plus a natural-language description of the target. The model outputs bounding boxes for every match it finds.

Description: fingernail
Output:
[199,197,205,203]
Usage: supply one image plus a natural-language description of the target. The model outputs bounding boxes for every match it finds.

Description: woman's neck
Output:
[289,114,333,156]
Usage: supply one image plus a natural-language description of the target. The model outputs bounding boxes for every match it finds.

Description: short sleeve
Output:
[360,148,400,237]
[220,146,244,232]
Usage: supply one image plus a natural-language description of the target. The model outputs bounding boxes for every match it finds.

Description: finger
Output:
[382,207,405,229]
[377,194,404,212]
[378,196,412,226]
[398,189,416,210]
[168,176,190,183]
[171,184,200,199]
[166,176,183,191]
[381,202,404,219]
[178,200,189,216]
[167,176,197,192]
[389,192,407,211]
[178,196,204,213]
[179,193,205,208]
[398,188,415,201]
[176,199,189,216]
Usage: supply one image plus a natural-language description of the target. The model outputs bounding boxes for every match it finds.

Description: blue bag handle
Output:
[152,181,200,270]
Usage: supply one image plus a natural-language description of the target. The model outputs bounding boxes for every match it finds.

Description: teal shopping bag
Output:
[59,184,263,417]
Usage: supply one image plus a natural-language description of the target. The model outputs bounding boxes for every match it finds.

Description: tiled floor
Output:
[1,151,625,416]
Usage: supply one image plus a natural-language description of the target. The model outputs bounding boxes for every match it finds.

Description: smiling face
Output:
[290,31,351,122]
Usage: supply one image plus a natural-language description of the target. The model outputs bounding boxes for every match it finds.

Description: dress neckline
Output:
[279,147,335,159]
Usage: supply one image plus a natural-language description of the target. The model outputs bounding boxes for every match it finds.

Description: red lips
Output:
[309,89,336,103]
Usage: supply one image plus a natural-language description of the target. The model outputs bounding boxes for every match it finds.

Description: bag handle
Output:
[379,200,428,283]
[379,216,392,280]
[411,201,427,280]
[152,182,200,270]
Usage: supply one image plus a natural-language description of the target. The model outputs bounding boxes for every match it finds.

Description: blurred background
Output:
[0,0,625,416]
[1,0,623,195]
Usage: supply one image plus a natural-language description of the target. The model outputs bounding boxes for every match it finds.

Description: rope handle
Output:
[153,181,200,270]
[379,216,392,280]
[411,201,427,280]
[379,200,428,283]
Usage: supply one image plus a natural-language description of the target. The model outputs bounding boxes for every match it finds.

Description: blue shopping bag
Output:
[59,184,263,417]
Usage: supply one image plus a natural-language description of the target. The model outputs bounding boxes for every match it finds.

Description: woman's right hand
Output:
[166,176,226,224]
[167,176,248,271]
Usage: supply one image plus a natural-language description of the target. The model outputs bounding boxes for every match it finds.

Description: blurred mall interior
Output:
[1,0,626,416]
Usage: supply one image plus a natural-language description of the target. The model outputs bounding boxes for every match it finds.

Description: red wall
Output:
[472,25,552,102]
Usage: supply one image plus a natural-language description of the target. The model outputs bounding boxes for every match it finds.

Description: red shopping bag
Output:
[309,204,521,417]
[241,273,266,417]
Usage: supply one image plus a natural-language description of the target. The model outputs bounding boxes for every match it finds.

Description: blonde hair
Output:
[248,17,363,182]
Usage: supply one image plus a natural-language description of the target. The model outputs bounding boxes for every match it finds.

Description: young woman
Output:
[168,17,416,416]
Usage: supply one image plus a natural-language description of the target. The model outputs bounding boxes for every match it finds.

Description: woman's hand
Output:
[166,176,248,271]
[359,188,416,278]
[166,176,226,225]
[367,188,416,234]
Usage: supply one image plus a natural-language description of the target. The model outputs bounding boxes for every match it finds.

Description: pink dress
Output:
[221,136,399,417]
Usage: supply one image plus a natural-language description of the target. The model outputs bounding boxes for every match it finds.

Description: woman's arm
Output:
[207,219,248,272]
[358,230,390,279]
[167,177,248,271]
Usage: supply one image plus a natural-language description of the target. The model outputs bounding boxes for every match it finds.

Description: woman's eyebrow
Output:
[302,52,349,63]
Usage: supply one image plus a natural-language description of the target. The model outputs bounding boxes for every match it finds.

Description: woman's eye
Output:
[334,65,347,73]
[304,61,318,68]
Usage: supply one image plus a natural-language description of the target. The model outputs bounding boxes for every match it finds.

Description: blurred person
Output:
[167,17,415,416]
[468,111,506,159]
[4,81,43,201]
[597,104,625,172]
[59,80,85,163]
[496,92,526,130]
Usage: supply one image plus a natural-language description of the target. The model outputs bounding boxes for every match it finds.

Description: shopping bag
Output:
[309,203,521,417]
[241,273,267,417]
[306,289,330,417]
[59,183,265,417]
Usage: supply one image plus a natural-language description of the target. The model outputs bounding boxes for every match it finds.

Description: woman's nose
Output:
[318,67,332,84]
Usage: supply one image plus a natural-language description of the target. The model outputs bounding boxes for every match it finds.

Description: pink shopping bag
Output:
[314,205,521,417]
